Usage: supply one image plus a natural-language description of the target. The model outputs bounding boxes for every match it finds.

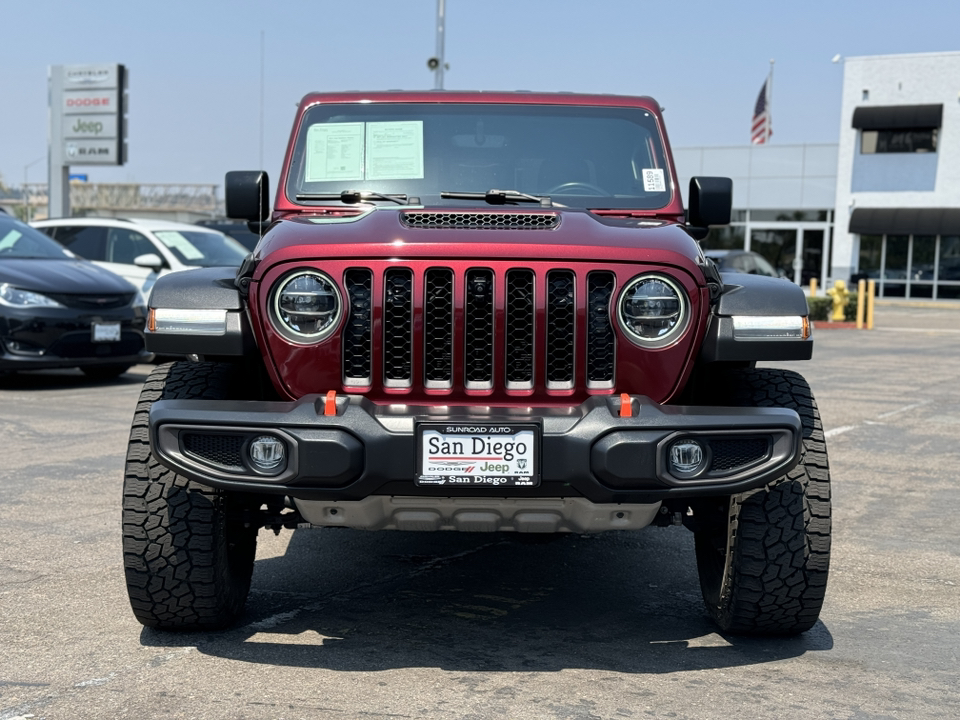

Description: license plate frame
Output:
[415,422,540,488]
[91,322,122,343]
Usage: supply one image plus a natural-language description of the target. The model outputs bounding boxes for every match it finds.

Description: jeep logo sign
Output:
[63,115,118,139]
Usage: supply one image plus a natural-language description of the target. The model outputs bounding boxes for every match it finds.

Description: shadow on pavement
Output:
[141,526,834,674]
[0,367,147,391]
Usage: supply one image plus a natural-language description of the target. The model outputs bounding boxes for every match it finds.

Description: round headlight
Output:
[271,271,341,342]
[617,274,688,346]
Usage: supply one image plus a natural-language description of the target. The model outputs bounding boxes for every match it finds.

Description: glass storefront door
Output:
[750,228,796,280]
[749,224,831,286]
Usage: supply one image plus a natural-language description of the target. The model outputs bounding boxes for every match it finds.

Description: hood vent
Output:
[401,212,560,230]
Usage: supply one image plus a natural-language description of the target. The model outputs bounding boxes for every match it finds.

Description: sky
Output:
[1,0,958,194]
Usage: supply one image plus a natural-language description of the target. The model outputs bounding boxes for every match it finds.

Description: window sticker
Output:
[304,123,365,182]
[365,121,424,180]
[0,230,22,251]
[154,231,204,260]
[642,168,666,193]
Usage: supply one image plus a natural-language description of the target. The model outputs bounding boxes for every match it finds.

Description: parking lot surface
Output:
[1,305,958,720]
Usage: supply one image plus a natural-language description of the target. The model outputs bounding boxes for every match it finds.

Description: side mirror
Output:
[226,171,271,225]
[687,177,733,239]
[134,253,164,272]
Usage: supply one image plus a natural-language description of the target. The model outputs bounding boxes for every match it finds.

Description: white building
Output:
[674,144,837,286]
[675,50,960,300]
[833,51,960,299]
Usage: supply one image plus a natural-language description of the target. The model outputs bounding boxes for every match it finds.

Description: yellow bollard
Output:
[856,279,865,329]
[810,278,818,298]
[866,279,876,329]
[825,280,850,322]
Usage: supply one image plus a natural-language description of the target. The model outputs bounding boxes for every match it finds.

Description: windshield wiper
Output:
[296,191,416,205]
[440,189,553,207]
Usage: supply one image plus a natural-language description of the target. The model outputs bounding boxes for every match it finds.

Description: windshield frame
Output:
[282,99,677,213]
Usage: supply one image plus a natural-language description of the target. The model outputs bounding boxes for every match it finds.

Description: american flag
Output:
[751,80,772,144]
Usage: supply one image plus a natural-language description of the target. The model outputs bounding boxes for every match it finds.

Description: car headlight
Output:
[617,274,688,346]
[0,283,65,308]
[271,271,341,342]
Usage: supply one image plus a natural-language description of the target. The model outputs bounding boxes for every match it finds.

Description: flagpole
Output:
[767,59,775,142]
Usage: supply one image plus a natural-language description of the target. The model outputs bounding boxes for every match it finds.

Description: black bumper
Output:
[0,305,151,371]
[149,395,803,504]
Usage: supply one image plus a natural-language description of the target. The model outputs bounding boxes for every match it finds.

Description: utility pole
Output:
[23,156,45,222]
[427,0,447,89]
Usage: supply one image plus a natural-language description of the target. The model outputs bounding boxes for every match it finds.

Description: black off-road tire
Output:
[122,361,258,630]
[693,368,831,635]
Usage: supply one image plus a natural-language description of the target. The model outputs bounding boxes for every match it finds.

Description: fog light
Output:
[248,436,285,472]
[669,440,704,475]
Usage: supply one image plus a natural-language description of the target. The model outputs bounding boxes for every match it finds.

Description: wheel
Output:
[545,182,609,196]
[122,361,258,630]
[692,368,831,635]
[81,363,132,380]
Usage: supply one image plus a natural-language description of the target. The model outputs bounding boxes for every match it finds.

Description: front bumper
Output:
[149,394,802,505]
[0,305,151,371]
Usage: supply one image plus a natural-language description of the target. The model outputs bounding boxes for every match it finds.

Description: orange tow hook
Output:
[619,393,632,418]
[323,390,337,416]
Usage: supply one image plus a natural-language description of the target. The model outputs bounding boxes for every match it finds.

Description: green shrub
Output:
[807,293,859,322]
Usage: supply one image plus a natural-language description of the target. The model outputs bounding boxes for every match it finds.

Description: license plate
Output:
[92,322,121,342]
[416,423,539,487]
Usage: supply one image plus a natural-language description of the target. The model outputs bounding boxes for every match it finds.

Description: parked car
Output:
[0,214,151,379]
[31,217,248,298]
[195,218,262,251]
[703,249,784,278]
[126,90,829,637]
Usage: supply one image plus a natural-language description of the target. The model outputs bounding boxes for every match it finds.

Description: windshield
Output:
[0,217,73,259]
[153,230,248,267]
[286,103,672,210]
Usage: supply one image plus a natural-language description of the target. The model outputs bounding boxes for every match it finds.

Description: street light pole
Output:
[23,155,45,223]
[434,0,446,89]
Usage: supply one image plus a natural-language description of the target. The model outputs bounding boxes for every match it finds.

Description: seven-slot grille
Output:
[342,267,617,392]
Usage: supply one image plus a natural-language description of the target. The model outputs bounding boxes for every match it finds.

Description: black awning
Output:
[849,207,960,236]
[851,104,943,130]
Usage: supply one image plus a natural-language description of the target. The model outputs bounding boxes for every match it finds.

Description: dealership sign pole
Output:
[48,64,127,218]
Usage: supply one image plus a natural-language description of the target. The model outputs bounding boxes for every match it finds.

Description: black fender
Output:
[699,273,813,362]
[146,267,254,356]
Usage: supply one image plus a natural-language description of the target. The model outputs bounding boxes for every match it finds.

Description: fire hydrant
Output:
[825,280,850,322]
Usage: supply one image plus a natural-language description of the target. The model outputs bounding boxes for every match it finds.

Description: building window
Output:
[861,128,937,154]
[855,234,960,300]
[701,225,745,250]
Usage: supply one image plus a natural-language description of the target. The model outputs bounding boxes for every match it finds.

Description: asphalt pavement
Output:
[1,305,958,720]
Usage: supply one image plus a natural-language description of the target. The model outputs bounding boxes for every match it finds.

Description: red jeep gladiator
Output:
[123,91,830,636]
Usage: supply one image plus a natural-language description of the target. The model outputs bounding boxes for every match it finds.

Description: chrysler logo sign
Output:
[66,68,112,85]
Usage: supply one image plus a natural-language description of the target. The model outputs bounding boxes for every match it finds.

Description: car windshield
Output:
[286,103,673,210]
[0,217,73,259]
[152,230,248,267]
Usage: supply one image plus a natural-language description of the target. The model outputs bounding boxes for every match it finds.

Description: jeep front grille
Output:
[424,268,454,387]
[342,266,617,394]
[505,270,535,388]
[343,269,373,386]
[382,268,413,387]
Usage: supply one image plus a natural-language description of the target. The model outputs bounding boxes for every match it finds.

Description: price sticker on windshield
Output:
[642,168,666,192]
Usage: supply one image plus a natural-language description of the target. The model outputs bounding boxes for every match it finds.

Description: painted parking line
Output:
[825,400,931,439]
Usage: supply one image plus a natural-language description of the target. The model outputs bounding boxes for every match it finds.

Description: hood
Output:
[0,258,138,295]
[254,207,705,282]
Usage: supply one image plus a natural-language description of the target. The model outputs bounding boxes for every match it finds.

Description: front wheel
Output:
[122,361,258,630]
[693,368,831,635]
